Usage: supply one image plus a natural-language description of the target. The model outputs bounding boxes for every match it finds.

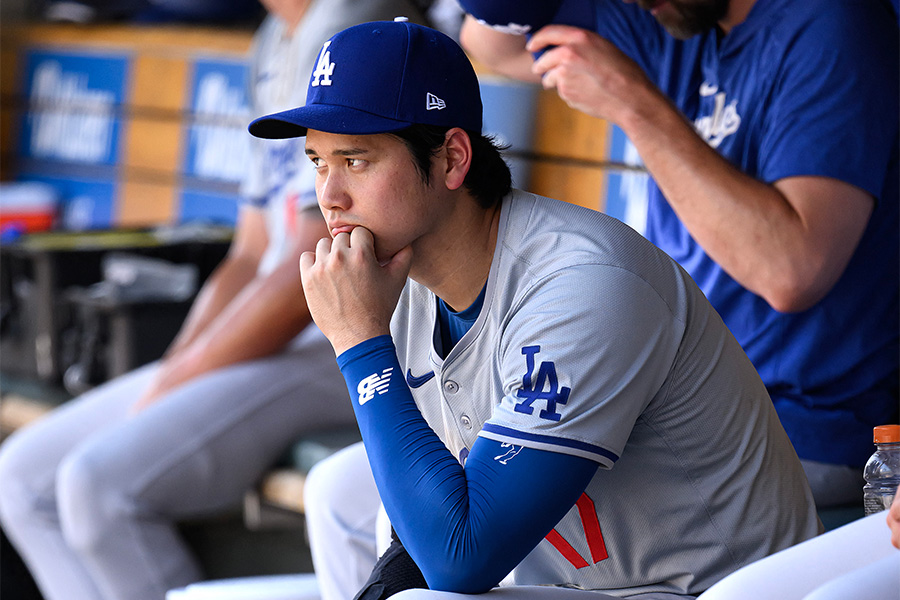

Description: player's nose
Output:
[317,171,351,212]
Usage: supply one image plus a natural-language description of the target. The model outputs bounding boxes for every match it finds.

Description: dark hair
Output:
[389,125,512,208]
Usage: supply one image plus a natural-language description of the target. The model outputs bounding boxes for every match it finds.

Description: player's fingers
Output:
[385,245,414,280]
[331,230,352,247]
[531,49,556,78]
[531,44,583,83]
[349,225,376,253]
[314,235,334,264]
[539,65,560,90]
[299,251,318,295]
[526,24,585,53]
[888,491,900,549]
[328,231,353,264]
[316,235,333,252]
[299,250,315,273]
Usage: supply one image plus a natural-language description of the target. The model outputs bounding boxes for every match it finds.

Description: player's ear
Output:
[442,128,472,191]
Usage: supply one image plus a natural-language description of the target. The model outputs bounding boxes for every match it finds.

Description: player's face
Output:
[628,0,730,39]
[305,129,443,264]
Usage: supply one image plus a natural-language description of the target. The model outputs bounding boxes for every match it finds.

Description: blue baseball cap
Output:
[458,0,594,35]
[249,19,483,139]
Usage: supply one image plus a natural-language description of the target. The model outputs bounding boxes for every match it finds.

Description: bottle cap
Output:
[873,424,900,443]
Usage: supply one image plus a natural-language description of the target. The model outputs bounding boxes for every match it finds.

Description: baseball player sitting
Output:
[249,19,821,600]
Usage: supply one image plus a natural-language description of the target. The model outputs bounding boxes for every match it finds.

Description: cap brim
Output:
[249,104,414,139]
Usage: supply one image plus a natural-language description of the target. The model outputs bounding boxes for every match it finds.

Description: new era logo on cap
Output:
[248,20,483,139]
[426,93,446,111]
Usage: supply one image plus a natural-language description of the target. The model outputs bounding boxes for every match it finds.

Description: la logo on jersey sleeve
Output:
[514,345,571,422]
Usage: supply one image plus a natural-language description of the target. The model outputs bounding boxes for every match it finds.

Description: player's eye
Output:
[347,158,365,168]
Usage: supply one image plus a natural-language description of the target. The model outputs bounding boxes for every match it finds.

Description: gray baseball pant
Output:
[0,327,353,600]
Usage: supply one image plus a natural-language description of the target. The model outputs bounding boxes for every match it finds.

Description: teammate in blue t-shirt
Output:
[460,0,900,509]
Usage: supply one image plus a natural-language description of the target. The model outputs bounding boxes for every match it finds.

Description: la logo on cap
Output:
[311,41,335,87]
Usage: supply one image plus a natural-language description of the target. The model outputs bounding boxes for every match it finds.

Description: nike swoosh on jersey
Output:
[406,369,435,388]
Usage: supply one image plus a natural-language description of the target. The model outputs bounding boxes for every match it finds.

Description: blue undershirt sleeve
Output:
[338,336,598,593]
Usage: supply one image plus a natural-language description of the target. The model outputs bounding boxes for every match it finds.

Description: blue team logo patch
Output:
[514,346,570,422]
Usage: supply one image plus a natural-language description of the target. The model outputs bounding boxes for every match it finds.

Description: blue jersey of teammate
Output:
[554,0,899,469]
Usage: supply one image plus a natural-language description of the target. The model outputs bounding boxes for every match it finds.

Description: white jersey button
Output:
[443,380,459,393]
[460,415,473,430]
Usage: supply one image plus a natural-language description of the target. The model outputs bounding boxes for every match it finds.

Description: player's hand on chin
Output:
[300,226,413,356]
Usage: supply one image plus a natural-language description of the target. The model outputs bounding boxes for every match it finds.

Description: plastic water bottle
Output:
[863,424,900,516]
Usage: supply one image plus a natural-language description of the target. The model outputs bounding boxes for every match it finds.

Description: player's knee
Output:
[696,564,763,600]
[0,429,54,531]
[801,554,900,600]
[56,449,129,556]
[304,442,367,521]
[303,457,337,519]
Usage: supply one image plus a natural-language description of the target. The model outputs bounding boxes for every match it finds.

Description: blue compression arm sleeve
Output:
[338,336,598,593]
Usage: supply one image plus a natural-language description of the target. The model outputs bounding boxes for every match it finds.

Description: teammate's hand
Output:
[130,387,162,415]
[128,360,181,414]
[528,25,664,125]
[300,226,413,356]
[888,486,900,550]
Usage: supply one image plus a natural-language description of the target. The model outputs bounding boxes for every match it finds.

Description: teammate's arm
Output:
[459,15,540,82]
[527,25,874,313]
[132,208,326,412]
[889,487,900,550]
[339,336,598,593]
[163,205,268,356]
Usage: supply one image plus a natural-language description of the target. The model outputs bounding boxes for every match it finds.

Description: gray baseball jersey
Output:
[390,190,821,595]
